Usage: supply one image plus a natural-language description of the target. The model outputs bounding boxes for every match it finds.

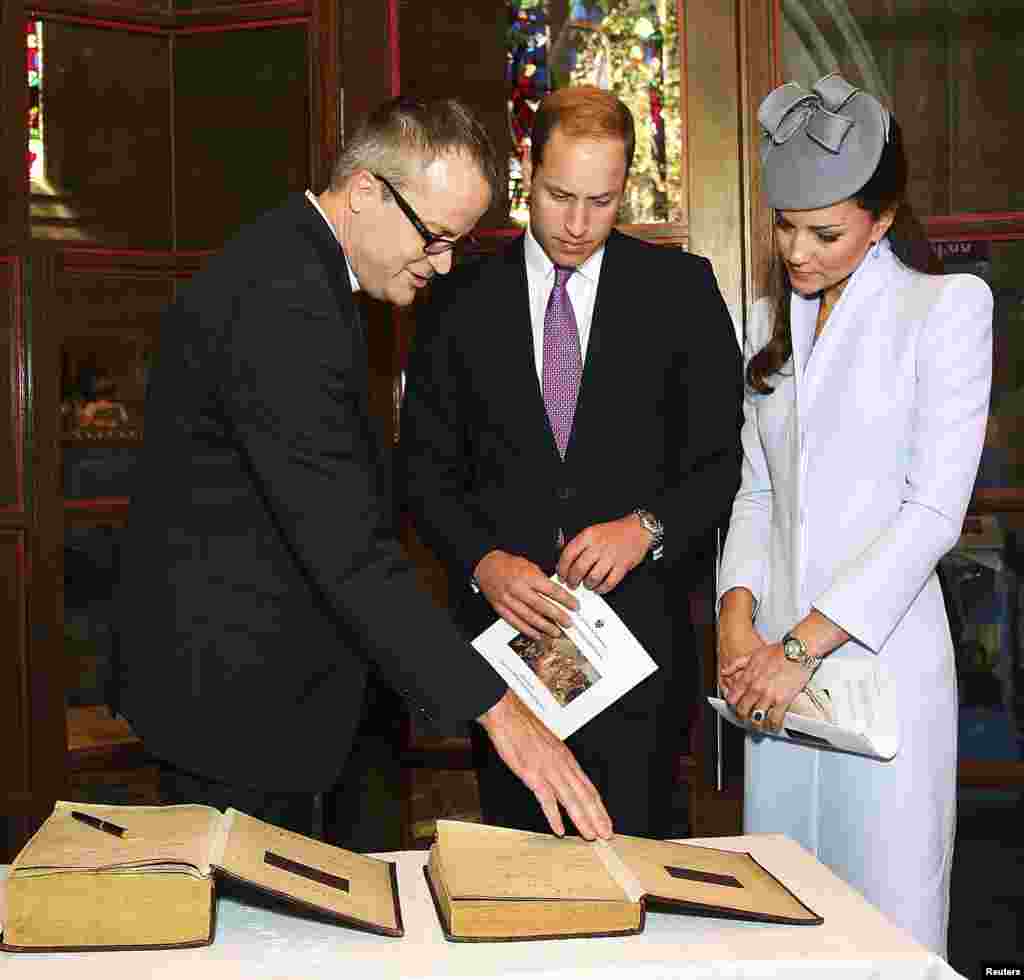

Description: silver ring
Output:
[751,708,766,724]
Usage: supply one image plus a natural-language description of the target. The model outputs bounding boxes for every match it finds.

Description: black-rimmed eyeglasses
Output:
[373,173,469,256]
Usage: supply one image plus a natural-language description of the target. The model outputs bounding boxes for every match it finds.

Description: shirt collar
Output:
[305,190,361,293]
[524,224,605,286]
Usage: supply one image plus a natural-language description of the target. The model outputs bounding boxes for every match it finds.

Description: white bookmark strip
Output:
[591,838,645,903]
[206,807,236,873]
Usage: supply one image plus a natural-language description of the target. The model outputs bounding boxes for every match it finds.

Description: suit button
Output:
[557,486,575,501]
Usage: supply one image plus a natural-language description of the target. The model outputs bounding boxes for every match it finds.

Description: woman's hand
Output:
[720,643,813,733]
[717,587,763,686]
[717,616,765,692]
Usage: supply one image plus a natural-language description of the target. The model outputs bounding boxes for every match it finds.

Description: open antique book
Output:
[472,577,658,739]
[0,801,403,951]
[424,819,822,941]
[709,657,900,760]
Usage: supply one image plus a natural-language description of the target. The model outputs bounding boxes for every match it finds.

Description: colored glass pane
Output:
[27,20,44,184]
[506,0,681,225]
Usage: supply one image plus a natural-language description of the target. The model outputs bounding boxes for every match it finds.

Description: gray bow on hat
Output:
[760,74,863,152]
[758,73,891,210]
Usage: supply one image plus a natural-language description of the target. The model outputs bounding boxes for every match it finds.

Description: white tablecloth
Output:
[1,833,964,979]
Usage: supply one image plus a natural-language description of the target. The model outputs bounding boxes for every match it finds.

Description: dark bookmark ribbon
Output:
[71,810,127,838]
[665,865,742,888]
[264,851,350,893]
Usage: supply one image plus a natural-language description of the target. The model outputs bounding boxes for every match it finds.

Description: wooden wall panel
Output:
[31,20,173,246]
[0,258,24,511]
[1,2,27,250]
[0,532,28,820]
[175,24,310,249]
[952,15,1024,213]
[399,0,509,226]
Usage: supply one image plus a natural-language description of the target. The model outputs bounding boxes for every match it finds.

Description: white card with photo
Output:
[471,578,659,740]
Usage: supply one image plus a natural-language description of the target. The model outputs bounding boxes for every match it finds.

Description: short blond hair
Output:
[530,86,635,173]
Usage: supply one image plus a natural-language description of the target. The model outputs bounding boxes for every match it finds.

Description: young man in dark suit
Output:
[119,98,611,842]
[400,87,743,838]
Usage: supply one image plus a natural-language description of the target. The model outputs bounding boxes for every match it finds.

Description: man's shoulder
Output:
[604,229,713,277]
[219,194,321,265]
[428,234,525,307]
[186,195,332,295]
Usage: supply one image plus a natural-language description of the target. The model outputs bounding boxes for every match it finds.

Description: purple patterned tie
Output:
[542,265,583,457]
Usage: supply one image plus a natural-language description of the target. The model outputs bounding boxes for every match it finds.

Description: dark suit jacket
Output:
[400,230,743,706]
[119,194,505,792]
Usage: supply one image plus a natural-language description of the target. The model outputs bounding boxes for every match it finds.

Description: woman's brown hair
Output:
[747,118,940,393]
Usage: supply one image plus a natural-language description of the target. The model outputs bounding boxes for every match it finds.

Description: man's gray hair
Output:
[331,96,500,202]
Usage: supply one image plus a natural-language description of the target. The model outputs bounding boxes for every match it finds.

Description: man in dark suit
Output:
[119,97,611,842]
[401,87,743,838]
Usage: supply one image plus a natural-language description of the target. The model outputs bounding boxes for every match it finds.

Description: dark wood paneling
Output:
[398,0,510,226]
[174,24,310,249]
[0,531,29,819]
[30,20,173,246]
[952,20,1024,213]
[339,0,392,145]
[0,258,25,511]
[1,2,28,249]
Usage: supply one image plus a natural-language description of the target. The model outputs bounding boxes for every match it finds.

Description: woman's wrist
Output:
[788,609,849,662]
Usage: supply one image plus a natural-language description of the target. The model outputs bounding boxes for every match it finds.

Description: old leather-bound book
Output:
[424,819,822,941]
[1,801,403,951]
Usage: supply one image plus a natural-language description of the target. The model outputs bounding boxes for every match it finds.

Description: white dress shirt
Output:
[524,225,605,381]
[306,189,360,293]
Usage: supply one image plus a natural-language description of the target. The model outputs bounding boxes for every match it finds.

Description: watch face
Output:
[783,638,803,661]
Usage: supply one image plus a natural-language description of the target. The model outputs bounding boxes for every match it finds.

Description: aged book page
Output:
[215,810,399,933]
[13,802,221,876]
[609,835,819,922]
[426,838,640,940]
[436,820,627,902]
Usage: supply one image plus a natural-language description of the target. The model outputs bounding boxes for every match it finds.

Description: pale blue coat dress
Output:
[717,237,993,955]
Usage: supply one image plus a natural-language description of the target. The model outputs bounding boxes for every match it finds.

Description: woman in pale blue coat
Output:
[717,74,992,956]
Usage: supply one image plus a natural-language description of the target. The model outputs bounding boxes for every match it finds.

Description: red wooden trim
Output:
[176,16,309,35]
[474,227,523,242]
[969,488,1024,514]
[29,7,310,35]
[174,0,309,15]
[27,10,170,35]
[925,210,1024,226]
[925,212,1024,242]
[55,246,178,258]
[958,759,1024,788]
[388,0,400,96]
[64,498,130,526]
[1,257,25,515]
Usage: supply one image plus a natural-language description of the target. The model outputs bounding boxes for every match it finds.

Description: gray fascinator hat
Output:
[758,73,890,210]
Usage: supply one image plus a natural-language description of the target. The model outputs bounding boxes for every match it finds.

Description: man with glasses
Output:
[120,97,612,844]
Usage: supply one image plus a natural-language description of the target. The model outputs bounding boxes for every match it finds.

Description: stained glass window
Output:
[27,19,44,185]
[506,0,681,226]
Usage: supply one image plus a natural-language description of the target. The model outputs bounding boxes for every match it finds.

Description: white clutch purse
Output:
[787,683,834,724]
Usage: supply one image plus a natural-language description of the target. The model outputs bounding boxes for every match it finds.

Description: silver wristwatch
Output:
[634,509,664,561]
[782,632,822,672]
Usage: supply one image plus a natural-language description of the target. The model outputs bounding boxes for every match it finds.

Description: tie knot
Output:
[554,265,574,288]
